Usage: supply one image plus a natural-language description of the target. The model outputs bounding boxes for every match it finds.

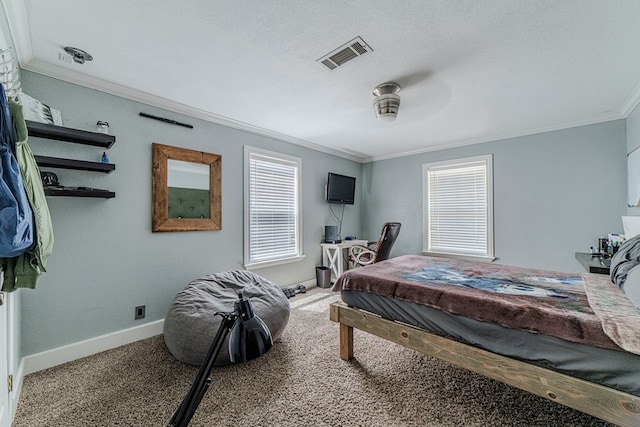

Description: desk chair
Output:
[349,222,401,267]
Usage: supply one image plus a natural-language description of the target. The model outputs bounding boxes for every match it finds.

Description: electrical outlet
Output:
[135,305,146,320]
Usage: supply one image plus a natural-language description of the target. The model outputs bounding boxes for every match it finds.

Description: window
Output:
[423,154,494,260]
[244,147,303,268]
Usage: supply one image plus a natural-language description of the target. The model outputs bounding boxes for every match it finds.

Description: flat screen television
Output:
[326,172,356,204]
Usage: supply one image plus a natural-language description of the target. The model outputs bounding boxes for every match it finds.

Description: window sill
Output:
[421,251,496,263]
[244,255,306,270]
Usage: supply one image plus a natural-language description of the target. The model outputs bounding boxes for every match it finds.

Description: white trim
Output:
[421,251,496,263]
[243,146,304,268]
[5,290,17,425]
[365,113,624,163]
[1,0,33,64]
[22,320,164,375]
[422,154,494,259]
[244,254,306,270]
[298,278,317,290]
[620,78,640,117]
[11,56,364,163]
[8,358,24,424]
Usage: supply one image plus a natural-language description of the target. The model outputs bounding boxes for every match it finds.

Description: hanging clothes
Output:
[1,95,55,292]
[0,82,34,260]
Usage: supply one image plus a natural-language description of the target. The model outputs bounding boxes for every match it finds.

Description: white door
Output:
[0,287,9,427]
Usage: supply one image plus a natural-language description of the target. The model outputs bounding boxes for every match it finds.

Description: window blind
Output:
[247,151,300,264]
[426,157,492,257]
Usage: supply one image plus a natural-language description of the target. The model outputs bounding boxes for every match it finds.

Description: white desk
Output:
[321,240,368,281]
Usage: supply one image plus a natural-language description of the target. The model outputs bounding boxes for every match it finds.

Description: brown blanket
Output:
[333,255,637,353]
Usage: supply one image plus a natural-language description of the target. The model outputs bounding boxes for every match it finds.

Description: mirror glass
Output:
[167,159,211,219]
[152,143,222,232]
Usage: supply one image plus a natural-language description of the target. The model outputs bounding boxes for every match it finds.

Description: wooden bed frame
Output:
[329,302,640,427]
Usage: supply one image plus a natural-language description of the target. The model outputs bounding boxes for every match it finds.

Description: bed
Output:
[329,254,640,427]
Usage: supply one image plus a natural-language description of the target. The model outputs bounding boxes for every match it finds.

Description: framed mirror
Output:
[152,143,222,232]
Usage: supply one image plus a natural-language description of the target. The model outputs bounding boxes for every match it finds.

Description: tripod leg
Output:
[168,315,234,427]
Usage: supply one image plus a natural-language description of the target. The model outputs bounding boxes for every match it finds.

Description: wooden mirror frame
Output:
[152,143,222,232]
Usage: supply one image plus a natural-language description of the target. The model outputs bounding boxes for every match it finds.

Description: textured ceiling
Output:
[4,0,640,161]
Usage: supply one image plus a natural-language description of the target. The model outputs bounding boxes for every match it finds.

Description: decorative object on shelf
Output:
[40,172,59,187]
[152,143,221,232]
[17,92,63,126]
[96,121,109,134]
[373,82,401,122]
[139,112,193,129]
[101,152,109,163]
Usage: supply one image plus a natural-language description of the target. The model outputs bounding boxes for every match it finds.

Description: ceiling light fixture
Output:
[373,82,401,122]
[63,46,93,64]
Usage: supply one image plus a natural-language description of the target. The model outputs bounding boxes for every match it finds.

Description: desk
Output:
[575,252,611,275]
[321,240,368,281]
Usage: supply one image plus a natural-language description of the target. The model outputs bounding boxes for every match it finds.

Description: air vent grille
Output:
[321,59,337,70]
[351,41,367,55]
[317,36,372,71]
[330,47,358,66]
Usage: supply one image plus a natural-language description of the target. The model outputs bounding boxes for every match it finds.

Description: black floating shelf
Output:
[26,121,116,148]
[44,188,115,199]
[35,155,115,173]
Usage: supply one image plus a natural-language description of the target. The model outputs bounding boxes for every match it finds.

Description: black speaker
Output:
[324,225,340,243]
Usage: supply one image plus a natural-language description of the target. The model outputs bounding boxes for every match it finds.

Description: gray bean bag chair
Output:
[164,270,290,366]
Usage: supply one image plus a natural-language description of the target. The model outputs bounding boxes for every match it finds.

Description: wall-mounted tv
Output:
[326,172,356,204]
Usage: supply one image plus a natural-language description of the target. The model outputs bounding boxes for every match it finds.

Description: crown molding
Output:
[1,0,32,64]
[620,78,640,117]
[17,57,634,166]
[366,112,625,163]
[22,59,365,163]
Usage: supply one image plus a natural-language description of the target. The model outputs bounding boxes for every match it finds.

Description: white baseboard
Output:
[22,320,164,376]
[20,280,317,377]
[299,278,317,290]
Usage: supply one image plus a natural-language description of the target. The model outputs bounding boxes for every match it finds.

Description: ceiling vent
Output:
[317,36,372,71]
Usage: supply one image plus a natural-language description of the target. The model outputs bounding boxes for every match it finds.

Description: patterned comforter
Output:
[333,255,640,355]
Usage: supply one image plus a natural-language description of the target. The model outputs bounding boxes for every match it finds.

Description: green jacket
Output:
[1,101,54,291]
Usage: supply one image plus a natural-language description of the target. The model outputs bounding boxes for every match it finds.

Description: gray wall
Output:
[362,121,627,273]
[20,71,362,356]
[15,70,632,356]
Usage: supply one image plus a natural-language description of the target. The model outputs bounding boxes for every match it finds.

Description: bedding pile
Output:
[610,234,640,309]
[334,255,640,354]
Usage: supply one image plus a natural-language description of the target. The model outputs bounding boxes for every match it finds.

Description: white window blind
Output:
[245,148,302,267]
[424,155,493,258]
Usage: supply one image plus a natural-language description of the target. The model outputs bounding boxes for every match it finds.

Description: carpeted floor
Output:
[13,288,612,426]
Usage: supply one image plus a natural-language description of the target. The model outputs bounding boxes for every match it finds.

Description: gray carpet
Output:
[13,288,612,426]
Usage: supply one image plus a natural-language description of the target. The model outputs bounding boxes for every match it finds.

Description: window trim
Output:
[421,154,495,261]
[243,146,304,269]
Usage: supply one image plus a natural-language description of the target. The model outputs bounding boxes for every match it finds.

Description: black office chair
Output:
[349,222,401,267]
